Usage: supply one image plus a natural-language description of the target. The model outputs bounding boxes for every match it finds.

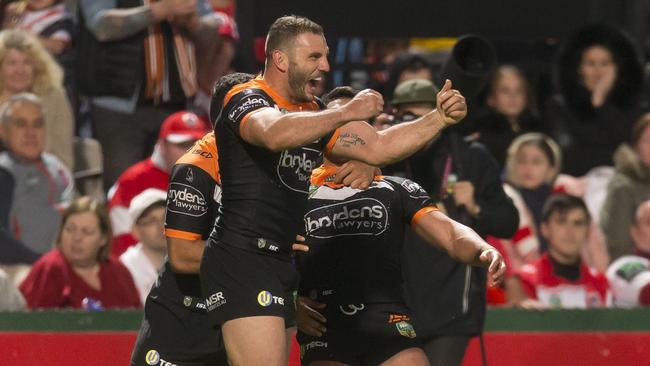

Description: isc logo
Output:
[257,291,285,307]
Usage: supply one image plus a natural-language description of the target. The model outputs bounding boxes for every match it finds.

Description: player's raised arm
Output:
[413,210,506,286]
[239,89,382,152]
[326,79,466,166]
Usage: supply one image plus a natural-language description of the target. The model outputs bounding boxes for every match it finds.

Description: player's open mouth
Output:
[308,76,322,89]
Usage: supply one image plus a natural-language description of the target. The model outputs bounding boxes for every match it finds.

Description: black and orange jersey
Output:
[165,132,221,241]
[212,76,337,256]
[298,166,437,304]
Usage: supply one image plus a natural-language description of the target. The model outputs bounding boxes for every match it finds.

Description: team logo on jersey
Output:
[395,321,417,339]
[183,296,192,307]
[257,291,285,307]
[185,168,194,183]
[145,350,160,365]
[168,183,208,217]
[228,93,270,123]
[277,147,320,193]
[304,198,388,238]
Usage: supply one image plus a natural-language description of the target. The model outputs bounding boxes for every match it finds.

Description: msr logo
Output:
[205,292,227,310]
[304,198,388,238]
[276,147,320,193]
[168,183,208,217]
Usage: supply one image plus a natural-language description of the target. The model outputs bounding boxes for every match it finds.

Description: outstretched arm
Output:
[240,89,383,152]
[413,210,506,286]
[327,80,466,166]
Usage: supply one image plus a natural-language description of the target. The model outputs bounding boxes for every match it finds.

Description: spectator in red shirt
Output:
[19,196,141,309]
[107,111,209,256]
[506,194,610,309]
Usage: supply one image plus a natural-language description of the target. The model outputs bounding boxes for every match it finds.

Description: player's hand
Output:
[340,89,384,122]
[435,79,466,127]
[333,161,379,190]
[296,296,327,337]
[292,235,309,253]
[451,181,480,216]
[479,248,506,287]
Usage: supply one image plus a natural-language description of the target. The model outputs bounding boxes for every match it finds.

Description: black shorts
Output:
[297,303,421,366]
[200,239,298,327]
[130,287,227,366]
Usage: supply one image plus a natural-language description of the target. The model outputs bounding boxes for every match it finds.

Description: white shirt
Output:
[119,244,159,305]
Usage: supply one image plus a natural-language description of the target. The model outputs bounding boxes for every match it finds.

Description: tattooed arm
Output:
[327,80,467,166]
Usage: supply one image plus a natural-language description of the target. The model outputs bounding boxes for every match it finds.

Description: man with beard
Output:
[206,15,467,366]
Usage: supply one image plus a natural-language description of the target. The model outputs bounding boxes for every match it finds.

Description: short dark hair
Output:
[632,112,650,147]
[265,15,324,58]
[210,72,256,126]
[541,194,590,224]
[321,86,359,106]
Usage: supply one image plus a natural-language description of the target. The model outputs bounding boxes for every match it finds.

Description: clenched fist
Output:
[340,89,384,122]
[436,79,467,127]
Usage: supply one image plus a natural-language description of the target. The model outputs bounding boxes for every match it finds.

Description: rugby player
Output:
[294,91,505,366]
[205,15,467,365]
[129,74,254,366]
[130,73,373,365]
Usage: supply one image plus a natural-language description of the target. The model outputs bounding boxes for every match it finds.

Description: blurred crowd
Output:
[0,0,649,317]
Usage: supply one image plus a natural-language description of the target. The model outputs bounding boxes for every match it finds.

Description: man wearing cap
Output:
[120,188,168,304]
[389,79,518,365]
[108,111,209,256]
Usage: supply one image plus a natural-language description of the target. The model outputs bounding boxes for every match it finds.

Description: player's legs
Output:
[222,315,288,366]
[421,335,471,366]
[379,347,429,366]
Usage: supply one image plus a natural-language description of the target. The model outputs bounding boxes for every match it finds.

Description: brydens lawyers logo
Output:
[257,290,285,307]
[304,198,388,238]
[168,182,208,217]
[228,92,271,122]
[277,147,320,193]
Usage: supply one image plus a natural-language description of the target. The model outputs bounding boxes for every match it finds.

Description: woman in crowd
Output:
[601,114,650,261]
[473,65,544,168]
[0,29,73,169]
[546,23,643,176]
[500,133,562,271]
[19,197,141,309]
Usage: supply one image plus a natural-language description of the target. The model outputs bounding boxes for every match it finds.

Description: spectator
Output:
[108,110,208,256]
[606,200,650,307]
[0,29,74,168]
[19,196,141,309]
[501,133,562,269]
[546,23,644,176]
[383,79,518,366]
[0,267,25,311]
[472,65,545,167]
[0,164,40,265]
[383,52,434,101]
[507,194,610,309]
[601,113,650,260]
[193,1,238,116]
[2,0,76,94]
[0,92,73,255]
[119,188,167,304]
[77,0,220,187]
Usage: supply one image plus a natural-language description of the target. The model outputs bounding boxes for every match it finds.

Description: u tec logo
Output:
[258,291,272,307]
